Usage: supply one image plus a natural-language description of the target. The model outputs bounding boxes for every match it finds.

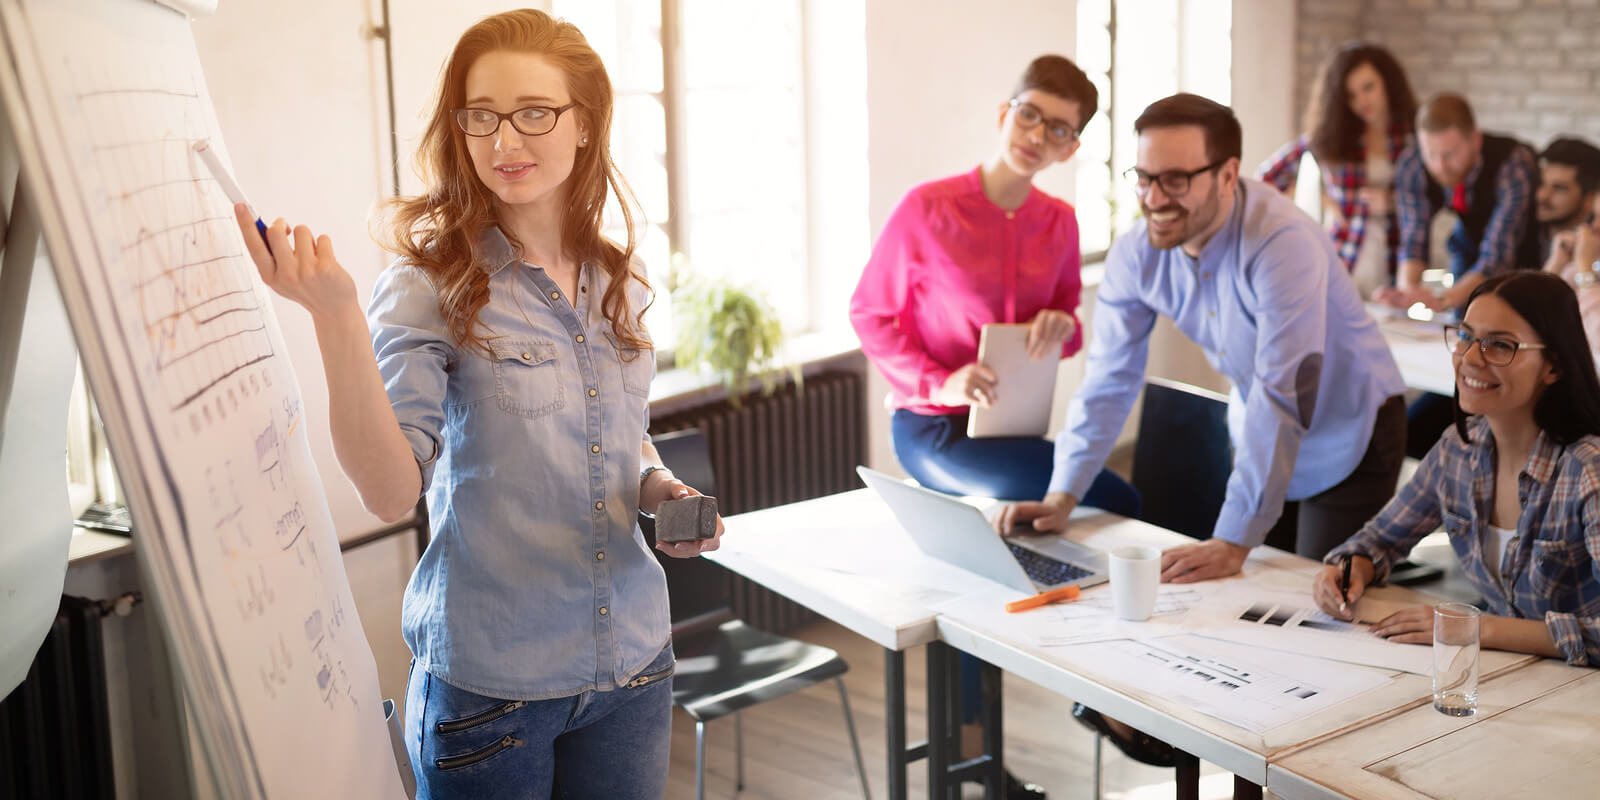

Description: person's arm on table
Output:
[995,239,1155,533]
[1376,146,1436,308]
[1162,226,1327,583]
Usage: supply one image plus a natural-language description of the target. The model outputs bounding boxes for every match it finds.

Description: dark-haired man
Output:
[1537,137,1600,268]
[997,93,1407,582]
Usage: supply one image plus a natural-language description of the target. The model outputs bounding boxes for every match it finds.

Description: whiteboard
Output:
[0,0,405,796]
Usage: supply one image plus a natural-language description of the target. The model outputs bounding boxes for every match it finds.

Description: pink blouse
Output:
[849,167,1085,415]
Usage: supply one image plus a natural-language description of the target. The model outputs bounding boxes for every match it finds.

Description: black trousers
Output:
[1262,394,1407,560]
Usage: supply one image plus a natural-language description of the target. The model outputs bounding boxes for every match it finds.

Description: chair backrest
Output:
[642,428,732,626]
[1130,378,1232,541]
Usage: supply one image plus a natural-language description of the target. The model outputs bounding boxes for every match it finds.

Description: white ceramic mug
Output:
[1109,546,1161,621]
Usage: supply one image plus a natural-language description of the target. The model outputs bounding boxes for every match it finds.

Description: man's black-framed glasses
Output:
[1443,324,1547,366]
[1007,98,1079,145]
[1123,159,1230,198]
[452,102,578,137]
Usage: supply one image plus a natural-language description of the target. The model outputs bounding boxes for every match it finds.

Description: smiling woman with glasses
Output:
[1320,270,1600,667]
[849,53,1135,799]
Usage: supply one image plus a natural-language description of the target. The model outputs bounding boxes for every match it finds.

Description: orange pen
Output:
[1004,584,1081,613]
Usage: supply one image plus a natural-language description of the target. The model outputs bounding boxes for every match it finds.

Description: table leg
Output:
[885,647,907,800]
[1176,750,1201,800]
[976,657,1005,799]
[926,641,956,799]
[1232,774,1263,800]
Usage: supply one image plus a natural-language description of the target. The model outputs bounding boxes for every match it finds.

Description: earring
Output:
[581,136,589,145]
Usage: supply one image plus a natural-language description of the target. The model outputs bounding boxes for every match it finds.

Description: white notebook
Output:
[966,323,1059,439]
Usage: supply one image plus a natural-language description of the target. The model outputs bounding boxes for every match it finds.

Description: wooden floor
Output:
[664,617,1241,800]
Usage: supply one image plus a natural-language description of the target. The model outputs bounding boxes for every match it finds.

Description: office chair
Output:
[643,428,871,800]
[1130,377,1233,541]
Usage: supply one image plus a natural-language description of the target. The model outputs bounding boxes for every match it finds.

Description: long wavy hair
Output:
[383,9,650,356]
[1304,42,1417,165]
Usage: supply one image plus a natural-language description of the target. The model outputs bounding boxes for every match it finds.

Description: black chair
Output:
[643,428,870,799]
[1131,377,1232,541]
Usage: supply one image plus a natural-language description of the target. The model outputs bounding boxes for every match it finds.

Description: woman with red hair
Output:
[232,10,713,797]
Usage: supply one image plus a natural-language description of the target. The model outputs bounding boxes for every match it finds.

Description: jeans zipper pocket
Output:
[436,700,527,735]
[434,734,523,771]
[625,663,674,689]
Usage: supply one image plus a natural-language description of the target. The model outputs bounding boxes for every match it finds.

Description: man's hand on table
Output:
[1159,538,1250,583]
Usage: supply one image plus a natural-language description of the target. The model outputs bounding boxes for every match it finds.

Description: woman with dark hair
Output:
[1315,271,1600,665]
[849,55,1144,798]
[232,10,718,796]
[1258,41,1419,298]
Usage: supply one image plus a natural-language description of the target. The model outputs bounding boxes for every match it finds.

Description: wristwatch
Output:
[1576,261,1600,288]
[640,464,672,486]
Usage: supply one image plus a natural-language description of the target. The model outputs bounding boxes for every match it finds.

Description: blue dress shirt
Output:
[1052,179,1406,547]
[369,226,670,700]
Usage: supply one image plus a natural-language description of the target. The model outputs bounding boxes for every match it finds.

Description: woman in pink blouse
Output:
[849,55,1138,516]
[849,56,1146,798]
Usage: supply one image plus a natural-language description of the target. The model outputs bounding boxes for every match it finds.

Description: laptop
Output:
[856,466,1109,594]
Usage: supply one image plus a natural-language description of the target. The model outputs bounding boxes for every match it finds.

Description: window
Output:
[551,0,866,352]
[1074,0,1232,258]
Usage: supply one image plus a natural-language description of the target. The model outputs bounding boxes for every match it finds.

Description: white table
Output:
[1374,311,1454,396]
[712,489,1539,800]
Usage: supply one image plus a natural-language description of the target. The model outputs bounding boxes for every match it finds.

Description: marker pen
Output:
[192,139,269,248]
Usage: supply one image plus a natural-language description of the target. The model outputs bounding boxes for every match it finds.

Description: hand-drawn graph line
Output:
[77,82,276,413]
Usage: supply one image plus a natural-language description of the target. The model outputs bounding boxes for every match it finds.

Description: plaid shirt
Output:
[1394,141,1537,276]
[1255,129,1413,273]
[1327,417,1600,667]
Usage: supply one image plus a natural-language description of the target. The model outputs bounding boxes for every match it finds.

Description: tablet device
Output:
[966,323,1058,439]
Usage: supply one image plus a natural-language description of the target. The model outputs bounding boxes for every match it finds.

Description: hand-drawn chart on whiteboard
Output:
[0,0,405,796]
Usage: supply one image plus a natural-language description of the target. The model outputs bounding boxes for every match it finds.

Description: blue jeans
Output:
[891,409,1141,723]
[404,645,674,799]
[890,409,1140,515]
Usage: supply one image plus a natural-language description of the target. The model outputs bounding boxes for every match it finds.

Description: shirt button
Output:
[1202,272,1211,279]
[522,352,531,360]
[591,444,601,453]
[1005,211,1015,220]
[576,334,585,343]
[550,291,560,300]
[595,501,604,510]
[1208,311,1215,317]
[596,552,605,561]
[599,606,608,616]
[588,388,598,397]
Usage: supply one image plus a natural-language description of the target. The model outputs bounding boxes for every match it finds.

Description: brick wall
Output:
[1294,0,1600,153]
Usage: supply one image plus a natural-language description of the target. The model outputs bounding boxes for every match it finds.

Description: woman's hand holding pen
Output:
[1312,555,1373,620]
[1025,310,1076,360]
[234,204,358,321]
[643,472,724,558]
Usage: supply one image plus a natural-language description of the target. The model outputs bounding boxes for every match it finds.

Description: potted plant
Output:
[669,255,799,405]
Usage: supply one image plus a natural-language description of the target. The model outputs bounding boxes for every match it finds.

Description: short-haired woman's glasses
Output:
[1443,324,1546,366]
[1007,99,1079,145]
[1123,160,1229,198]
[452,102,577,137]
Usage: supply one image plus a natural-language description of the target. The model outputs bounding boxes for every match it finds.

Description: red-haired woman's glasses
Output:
[452,102,577,137]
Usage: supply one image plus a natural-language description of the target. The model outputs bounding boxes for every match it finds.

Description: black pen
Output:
[1338,555,1352,615]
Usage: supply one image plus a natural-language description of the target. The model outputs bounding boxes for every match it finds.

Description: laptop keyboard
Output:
[1007,543,1094,586]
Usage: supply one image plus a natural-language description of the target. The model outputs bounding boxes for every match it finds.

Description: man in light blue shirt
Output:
[998,94,1408,582]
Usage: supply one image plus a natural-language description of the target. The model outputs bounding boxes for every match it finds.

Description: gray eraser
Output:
[656,495,718,542]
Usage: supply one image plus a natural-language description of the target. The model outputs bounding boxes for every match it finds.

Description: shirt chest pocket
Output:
[604,331,654,399]
[1528,536,1585,603]
[490,340,565,420]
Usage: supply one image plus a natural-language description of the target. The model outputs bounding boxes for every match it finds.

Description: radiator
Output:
[0,595,116,800]
[652,370,866,633]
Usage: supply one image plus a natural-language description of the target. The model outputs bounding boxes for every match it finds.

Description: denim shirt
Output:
[1328,417,1600,667]
[1051,179,1406,547]
[369,227,669,700]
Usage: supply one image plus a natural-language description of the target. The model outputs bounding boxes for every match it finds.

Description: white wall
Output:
[861,0,1079,477]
